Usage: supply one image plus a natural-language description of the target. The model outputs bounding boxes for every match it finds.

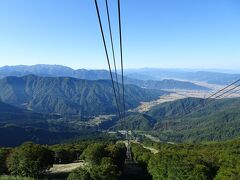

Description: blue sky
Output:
[0,0,240,69]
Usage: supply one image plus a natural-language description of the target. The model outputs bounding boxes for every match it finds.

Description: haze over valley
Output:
[0,64,240,147]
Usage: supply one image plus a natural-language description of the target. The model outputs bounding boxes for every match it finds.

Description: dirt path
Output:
[141,144,159,154]
[48,161,85,174]
[119,140,159,154]
[132,141,159,154]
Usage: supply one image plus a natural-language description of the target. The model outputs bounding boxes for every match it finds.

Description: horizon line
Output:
[0,64,240,72]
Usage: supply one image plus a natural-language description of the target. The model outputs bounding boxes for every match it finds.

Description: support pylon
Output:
[126,131,132,160]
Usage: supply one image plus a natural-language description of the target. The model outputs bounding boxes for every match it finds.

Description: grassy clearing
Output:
[47,161,85,174]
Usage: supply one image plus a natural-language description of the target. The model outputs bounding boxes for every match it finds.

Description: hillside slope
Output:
[152,98,240,142]
[0,101,98,147]
[113,97,240,142]
[0,101,57,128]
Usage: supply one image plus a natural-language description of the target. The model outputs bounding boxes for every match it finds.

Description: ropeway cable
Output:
[94,0,122,120]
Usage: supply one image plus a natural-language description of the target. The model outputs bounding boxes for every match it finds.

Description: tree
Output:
[53,148,74,164]
[67,167,91,180]
[104,143,126,170]
[80,143,106,164]
[131,143,152,168]
[71,143,126,180]
[148,153,211,180]
[0,148,10,175]
[7,142,54,177]
[91,157,120,180]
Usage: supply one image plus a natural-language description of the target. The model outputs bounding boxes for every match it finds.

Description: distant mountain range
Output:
[125,68,240,85]
[125,78,208,90]
[0,75,166,116]
[0,65,209,90]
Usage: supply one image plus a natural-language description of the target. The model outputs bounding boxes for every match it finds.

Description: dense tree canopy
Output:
[0,148,10,175]
[6,142,54,177]
[131,138,240,180]
[69,142,126,180]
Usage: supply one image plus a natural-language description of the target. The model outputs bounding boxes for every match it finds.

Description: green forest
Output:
[1,136,240,180]
[0,139,126,180]
[131,137,240,180]
[113,97,240,142]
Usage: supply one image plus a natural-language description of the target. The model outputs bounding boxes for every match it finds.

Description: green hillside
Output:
[148,97,240,142]
[131,137,240,179]
[112,97,240,142]
[0,101,99,147]
[110,113,156,131]
[0,125,82,147]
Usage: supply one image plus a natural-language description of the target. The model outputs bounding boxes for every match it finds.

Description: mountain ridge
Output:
[0,64,209,90]
[125,68,240,85]
[0,75,166,116]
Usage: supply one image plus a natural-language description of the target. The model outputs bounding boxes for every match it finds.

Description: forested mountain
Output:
[0,101,26,114]
[111,113,157,131]
[0,101,100,146]
[0,101,61,119]
[0,101,62,128]
[0,125,81,147]
[0,75,165,116]
[1,82,240,145]
[0,65,209,90]
[113,97,240,142]
[150,97,240,142]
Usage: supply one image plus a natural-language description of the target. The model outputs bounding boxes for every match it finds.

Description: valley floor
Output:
[130,86,240,113]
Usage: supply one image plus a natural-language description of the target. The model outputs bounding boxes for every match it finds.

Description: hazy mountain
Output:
[0,64,74,78]
[124,72,158,81]
[125,68,240,85]
[126,79,209,90]
[0,75,166,116]
[0,64,111,79]
[0,64,209,90]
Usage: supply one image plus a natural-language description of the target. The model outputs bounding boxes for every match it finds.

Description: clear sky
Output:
[0,0,240,69]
